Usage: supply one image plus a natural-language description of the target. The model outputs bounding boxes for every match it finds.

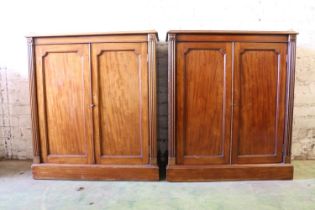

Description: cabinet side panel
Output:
[284,35,297,163]
[28,38,41,163]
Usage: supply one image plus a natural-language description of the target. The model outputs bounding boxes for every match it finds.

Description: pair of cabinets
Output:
[28,30,297,181]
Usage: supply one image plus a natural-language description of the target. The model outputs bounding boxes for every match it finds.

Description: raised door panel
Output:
[232,42,287,164]
[176,42,232,165]
[35,44,93,164]
[92,43,149,165]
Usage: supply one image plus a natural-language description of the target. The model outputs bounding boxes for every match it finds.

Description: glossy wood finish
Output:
[167,31,297,181]
[166,30,297,43]
[28,31,159,45]
[175,34,289,43]
[167,164,293,181]
[35,44,93,164]
[167,30,298,35]
[27,30,159,38]
[176,42,232,165]
[28,32,159,180]
[32,164,159,181]
[232,43,287,164]
[168,34,176,166]
[148,34,158,165]
[92,43,148,165]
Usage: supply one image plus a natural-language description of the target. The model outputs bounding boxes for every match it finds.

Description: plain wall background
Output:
[1,0,315,74]
[0,0,314,160]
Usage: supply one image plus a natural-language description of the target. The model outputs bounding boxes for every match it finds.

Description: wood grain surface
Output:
[232,42,287,164]
[35,44,93,164]
[92,43,149,165]
[176,42,232,165]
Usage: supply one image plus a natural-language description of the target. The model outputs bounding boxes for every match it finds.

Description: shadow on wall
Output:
[156,42,168,177]
[0,44,314,162]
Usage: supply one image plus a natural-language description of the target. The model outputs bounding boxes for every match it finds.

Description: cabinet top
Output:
[166,30,298,40]
[26,30,159,40]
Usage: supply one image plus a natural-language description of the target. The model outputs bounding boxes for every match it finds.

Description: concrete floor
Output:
[0,161,314,210]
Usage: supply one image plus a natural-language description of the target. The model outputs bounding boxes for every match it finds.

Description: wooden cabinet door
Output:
[232,43,287,164]
[91,43,149,165]
[176,42,232,165]
[35,44,94,164]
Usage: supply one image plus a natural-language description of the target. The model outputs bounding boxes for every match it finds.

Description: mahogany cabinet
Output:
[167,31,297,181]
[27,31,159,180]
